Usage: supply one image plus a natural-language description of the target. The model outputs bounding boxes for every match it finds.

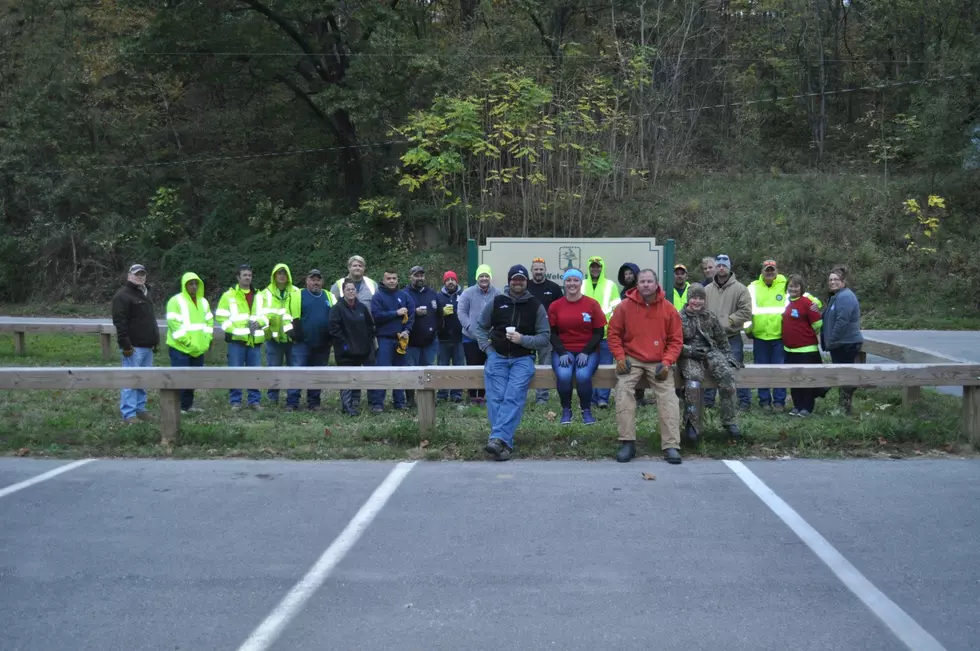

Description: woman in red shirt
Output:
[782,274,824,416]
[548,268,607,425]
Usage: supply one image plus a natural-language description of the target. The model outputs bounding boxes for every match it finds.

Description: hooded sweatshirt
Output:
[705,272,753,338]
[458,264,499,342]
[406,282,440,347]
[262,263,303,343]
[617,262,640,299]
[436,284,463,343]
[583,256,621,333]
[166,272,214,357]
[298,286,334,348]
[607,285,682,366]
[371,283,415,339]
[475,286,550,357]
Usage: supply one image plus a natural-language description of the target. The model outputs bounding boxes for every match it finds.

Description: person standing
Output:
[475,264,550,461]
[700,257,716,287]
[328,279,377,416]
[782,275,824,417]
[165,272,213,415]
[458,264,498,406]
[583,255,621,408]
[822,266,864,415]
[746,259,788,411]
[704,254,753,410]
[608,269,684,464]
[261,263,302,406]
[547,268,606,425]
[330,255,377,304]
[617,262,639,298]
[286,269,336,412]
[677,284,741,442]
[369,269,414,413]
[404,265,440,408]
[436,270,465,403]
[111,264,160,424]
[671,264,691,310]
[527,257,563,405]
[217,264,267,411]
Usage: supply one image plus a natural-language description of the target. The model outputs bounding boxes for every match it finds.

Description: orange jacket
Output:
[607,286,683,366]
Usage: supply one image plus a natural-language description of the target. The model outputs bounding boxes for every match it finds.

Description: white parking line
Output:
[724,460,946,651]
[0,459,96,499]
[236,461,417,651]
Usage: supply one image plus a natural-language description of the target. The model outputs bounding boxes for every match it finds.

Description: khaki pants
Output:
[615,359,680,450]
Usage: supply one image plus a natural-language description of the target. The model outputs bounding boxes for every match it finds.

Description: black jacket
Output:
[527,278,562,311]
[435,286,463,343]
[328,298,376,363]
[111,282,160,350]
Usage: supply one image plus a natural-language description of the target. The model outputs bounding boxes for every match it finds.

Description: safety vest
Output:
[672,283,690,311]
[585,279,620,334]
[166,276,214,357]
[216,285,269,346]
[745,279,824,340]
[260,285,303,342]
[333,276,377,296]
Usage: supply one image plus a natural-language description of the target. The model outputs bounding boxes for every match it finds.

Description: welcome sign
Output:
[467,237,673,290]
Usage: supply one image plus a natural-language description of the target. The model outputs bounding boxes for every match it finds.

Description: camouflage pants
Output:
[679,351,737,430]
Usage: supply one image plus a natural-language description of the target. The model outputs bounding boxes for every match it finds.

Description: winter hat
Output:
[443,270,457,282]
[715,254,732,270]
[476,264,492,280]
[508,264,529,281]
[688,284,707,300]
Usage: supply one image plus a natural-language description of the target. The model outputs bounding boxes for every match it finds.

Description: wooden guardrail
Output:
[1,363,978,448]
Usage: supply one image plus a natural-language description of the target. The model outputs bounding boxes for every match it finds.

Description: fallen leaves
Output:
[877,437,888,445]
[545,411,557,421]
[419,440,430,449]
[323,427,332,438]
[641,472,656,481]
[15,447,30,457]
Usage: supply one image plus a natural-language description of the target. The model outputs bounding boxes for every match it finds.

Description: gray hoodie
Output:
[458,283,499,341]
[475,287,551,354]
[821,287,863,349]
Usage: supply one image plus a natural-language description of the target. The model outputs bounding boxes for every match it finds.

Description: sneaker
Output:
[485,438,511,461]
[581,409,596,425]
[596,400,610,409]
[371,405,383,414]
[560,408,573,425]
[798,409,811,418]
[185,406,203,413]
[250,404,264,412]
[772,404,785,414]
[788,408,800,417]
[285,405,297,412]
[123,416,139,425]
[231,404,243,412]
[136,411,153,422]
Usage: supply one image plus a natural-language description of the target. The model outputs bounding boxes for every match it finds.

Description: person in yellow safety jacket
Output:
[216,263,269,410]
[671,264,691,310]
[165,272,213,414]
[260,263,303,405]
[583,255,621,408]
[745,259,790,410]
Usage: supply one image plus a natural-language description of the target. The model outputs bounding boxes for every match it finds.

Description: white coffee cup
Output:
[506,326,516,334]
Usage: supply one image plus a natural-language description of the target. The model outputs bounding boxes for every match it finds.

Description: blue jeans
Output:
[552,351,599,410]
[437,340,465,400]
[227,341,262,406]
[369,337,406,409]
[484,351,536,449]
[753,338,786,406]
[120,347,154,419]
[287,343,331,408]
[591,339,612,405]
[265,341,293,403]
[534,343,552,403]
[168,347,204,411]
[405,340,439,405]
[705,335,751,408]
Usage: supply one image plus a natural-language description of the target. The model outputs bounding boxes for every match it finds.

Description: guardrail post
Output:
[902,386,921,406]
[159,389,181,445]
[417,389,436,436]
[100,333,113,361]
[13,330,26,355]
[963,386,980,451]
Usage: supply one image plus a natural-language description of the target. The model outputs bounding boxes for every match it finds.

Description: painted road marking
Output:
[237,461,417,651]
[724,460,947,651]
[0,459,96,500]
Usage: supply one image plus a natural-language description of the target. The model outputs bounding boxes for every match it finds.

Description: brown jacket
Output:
[705,273,752,337]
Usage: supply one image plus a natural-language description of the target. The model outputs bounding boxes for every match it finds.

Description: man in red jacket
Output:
[607,269,684,464]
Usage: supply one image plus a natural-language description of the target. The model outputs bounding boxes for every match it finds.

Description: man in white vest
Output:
[330,255,378,304]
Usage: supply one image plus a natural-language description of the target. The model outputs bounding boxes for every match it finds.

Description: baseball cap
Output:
[762,259,777,270]
[508,264,529,281]
[410,265,425,274]
[674,264,687,272]
[443,270,457,282]
[307,269,322,278]
[128,264,146,275]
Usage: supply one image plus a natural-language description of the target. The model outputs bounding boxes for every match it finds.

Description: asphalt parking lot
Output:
[2,457,977,651]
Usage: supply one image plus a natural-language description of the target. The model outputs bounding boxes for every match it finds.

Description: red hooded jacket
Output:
[607,285,683,366]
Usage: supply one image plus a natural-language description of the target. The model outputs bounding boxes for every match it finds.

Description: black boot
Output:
[615,441,636,463]
[484,438,511,461]
[664,448,682,464]
[726,423,741,441]
[684,421,699,444]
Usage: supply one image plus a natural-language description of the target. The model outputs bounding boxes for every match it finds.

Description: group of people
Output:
[109,251,863,466]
